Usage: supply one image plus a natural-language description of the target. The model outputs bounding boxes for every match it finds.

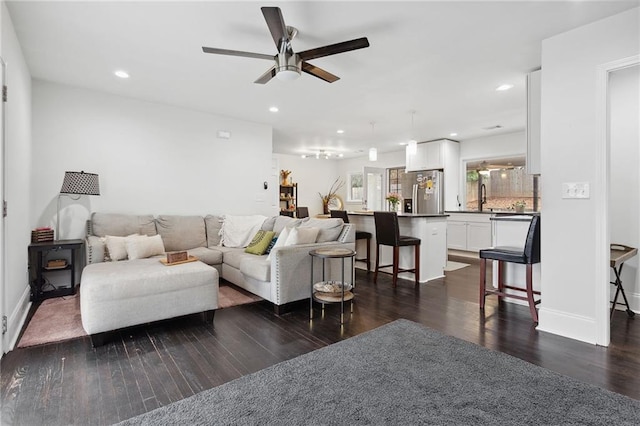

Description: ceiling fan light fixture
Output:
[276,67,301,81]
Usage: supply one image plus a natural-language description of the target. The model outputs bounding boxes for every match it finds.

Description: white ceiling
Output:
[6,1,639,159]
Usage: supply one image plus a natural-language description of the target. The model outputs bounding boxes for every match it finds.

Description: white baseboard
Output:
[447,249,479,259]
[611,289,639,313]
[536,306,598,345]
[5,285,31,352]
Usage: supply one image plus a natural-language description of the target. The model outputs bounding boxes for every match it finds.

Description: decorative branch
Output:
[318,177,345,205]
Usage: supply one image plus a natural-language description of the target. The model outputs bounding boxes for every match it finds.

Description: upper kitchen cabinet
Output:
[407,139,460,211]
[406,139,459,172]
[526,69,541,175]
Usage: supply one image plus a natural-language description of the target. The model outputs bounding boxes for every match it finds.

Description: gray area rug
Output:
[118,319,640,425]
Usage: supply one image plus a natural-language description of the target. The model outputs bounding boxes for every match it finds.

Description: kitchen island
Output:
[347,211,448,283]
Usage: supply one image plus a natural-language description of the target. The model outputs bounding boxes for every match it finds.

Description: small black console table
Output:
[28,239,84,302]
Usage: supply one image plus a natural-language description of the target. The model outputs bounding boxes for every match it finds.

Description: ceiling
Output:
[6,1,639,159]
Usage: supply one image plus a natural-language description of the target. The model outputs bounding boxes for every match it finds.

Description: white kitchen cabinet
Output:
[526,69,541,175]
[447,213,492,252]
[446,221,468,250]
[406,140,441,171]
[406,139,456,172]
[423,142,442,170]
[467,222,492,251]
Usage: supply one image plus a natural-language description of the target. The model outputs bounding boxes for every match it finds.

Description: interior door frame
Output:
[594,54,639,346]
[363,166,386,211]
[1,56,6,356]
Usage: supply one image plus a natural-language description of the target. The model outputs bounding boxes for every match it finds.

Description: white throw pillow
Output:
[266,226,292,261]
[105,234,139,261]
[285,227,319,245]
[126,234,165,260]
[221,215,269,248]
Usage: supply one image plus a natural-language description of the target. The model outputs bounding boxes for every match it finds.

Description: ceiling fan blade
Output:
[254,66,277,84]
[298,37,370,61]
[261,7,288,51]
[202,46,273,61]
[301,62,340,83]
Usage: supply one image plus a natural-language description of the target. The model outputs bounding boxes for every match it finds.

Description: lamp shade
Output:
[369,148,378,162]
[407,140,417,156]
[60,171,100,195]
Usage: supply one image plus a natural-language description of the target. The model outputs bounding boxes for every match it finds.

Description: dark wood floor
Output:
[2,259,639,425]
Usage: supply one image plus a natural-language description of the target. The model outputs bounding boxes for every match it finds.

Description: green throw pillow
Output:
[245,230,276,255]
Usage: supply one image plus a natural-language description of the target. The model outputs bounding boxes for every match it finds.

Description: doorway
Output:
[363,167,385,211]
[608,64,639,330]
[595,56,640,346]
[1,57,6,356]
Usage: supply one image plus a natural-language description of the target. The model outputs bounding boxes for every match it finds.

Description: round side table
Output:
[309,247,356,324]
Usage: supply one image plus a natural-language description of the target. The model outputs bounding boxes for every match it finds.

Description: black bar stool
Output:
[296,207,309,218]
[373,211,420,287]
[330,210,371,271]
[479,216,541,323]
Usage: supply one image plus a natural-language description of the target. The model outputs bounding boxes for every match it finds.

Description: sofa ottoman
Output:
[81,258,219,346]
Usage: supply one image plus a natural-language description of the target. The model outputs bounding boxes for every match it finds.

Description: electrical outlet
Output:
[562,182,590,199]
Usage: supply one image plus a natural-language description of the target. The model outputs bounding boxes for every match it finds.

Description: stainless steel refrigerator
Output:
[401,170,444,214]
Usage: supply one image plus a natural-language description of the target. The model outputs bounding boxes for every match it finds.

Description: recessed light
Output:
[269,106,279,113]
[450,132,458,137]
[336,129,344,134]
[496,84,513,91]
[338,153,344,158]
[114,70,129,79]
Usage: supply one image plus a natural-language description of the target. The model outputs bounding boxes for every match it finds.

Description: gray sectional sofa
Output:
[80,213,355,344]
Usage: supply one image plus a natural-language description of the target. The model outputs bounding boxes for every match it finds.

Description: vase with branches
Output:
[319,177,345,214]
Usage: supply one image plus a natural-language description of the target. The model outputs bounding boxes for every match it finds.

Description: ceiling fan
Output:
[202,6,370,84]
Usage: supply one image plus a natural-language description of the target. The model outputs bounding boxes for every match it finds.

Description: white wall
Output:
[31,81,275,240]
[459,131,526,161]
[2,1,33,351]
[609,64,640,312]
[273,154,340,217]
[538,8,639,343]
[337,150,406,210]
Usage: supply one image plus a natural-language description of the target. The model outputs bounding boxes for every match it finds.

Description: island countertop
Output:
[445,210,540,216]
[348,211,448,218]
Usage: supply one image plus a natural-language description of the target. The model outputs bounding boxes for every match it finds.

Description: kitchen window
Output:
[347,172,364,202]
[466,157,541,212]
[388,167,406,194]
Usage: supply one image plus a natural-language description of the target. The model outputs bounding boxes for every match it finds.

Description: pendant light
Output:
[369,122,378,161]
[407,110,417,156]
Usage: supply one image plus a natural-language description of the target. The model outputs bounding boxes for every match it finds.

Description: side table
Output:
[309,247,356,324]
[610,244,637,319]
[28,239,84,302]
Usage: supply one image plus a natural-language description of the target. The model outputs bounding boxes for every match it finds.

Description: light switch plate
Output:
[562,182,590,199]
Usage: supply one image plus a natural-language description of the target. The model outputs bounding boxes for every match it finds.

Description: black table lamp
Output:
[56,171,100,240]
